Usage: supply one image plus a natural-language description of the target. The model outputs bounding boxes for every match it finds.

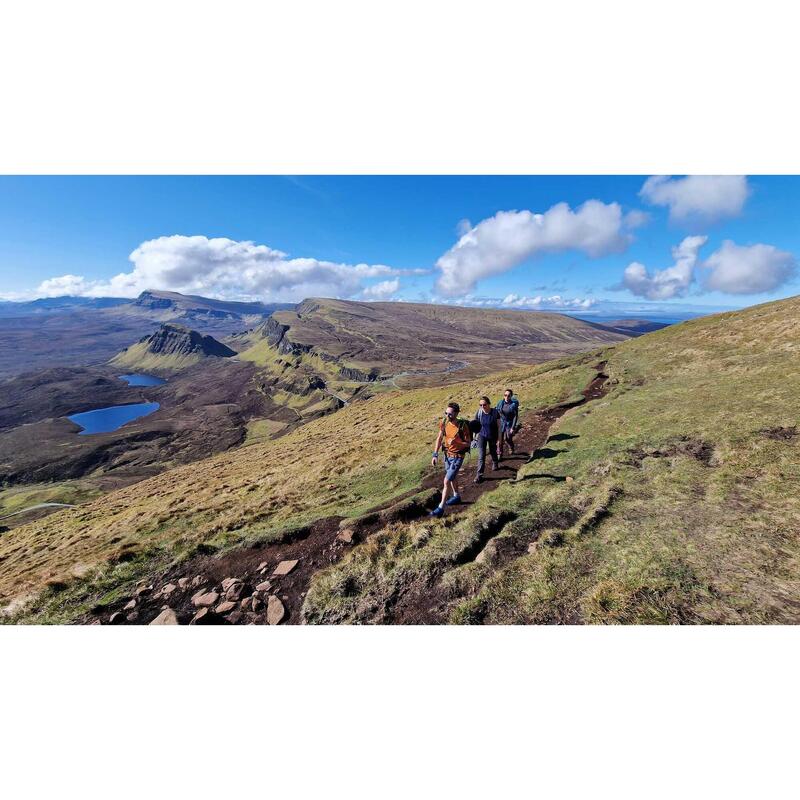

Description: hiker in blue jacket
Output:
[473,396,500,483]
[496,388,520,457]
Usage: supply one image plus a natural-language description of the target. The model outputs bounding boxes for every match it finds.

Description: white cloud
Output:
[31,235,405,302]
[701,240,796,294]
[640,175,750,223]
[361,279,400,300]
[435,200,633,297]
[621,235,707,300]
[500,293,596,310]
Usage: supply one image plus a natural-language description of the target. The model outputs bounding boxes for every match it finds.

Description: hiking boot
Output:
[429,506,444,518]
[491,462,499,471]
[444,494,461,506]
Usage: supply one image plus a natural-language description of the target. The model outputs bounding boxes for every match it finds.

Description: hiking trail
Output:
[88,363,609,625]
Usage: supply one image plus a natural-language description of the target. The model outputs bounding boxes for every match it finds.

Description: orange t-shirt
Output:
[440,418,470,456]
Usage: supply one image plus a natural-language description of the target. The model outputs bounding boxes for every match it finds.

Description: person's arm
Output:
[432,427,444,466]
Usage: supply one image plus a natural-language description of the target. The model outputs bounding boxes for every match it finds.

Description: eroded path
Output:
[88,364,609,625]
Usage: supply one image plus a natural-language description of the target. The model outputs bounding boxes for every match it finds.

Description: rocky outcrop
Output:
[338,365,381,382]
[140,323,236,359]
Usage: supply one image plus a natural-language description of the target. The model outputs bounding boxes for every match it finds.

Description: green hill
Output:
[3,295,799,623]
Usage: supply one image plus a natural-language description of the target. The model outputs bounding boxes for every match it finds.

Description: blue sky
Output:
[1,175,798,317]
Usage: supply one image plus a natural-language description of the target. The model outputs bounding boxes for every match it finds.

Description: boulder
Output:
[240,597,252,611]
[192,591,220,608]
[191,575,206,588]
[123,599,137,611]
[273,559,299,577]
[177,577,190,589]
[225,582,246,602]
[267,595,286,625]
[215,600,236,615]
[150,608,179,625]
[161,583,177,596]
[336,529,355,544]
[255,580,273,593]
[190,608,223,625]
[221,577,241,592]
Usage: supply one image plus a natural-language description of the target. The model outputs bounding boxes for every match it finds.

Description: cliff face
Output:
[110,323,237,374]
[144,323,236,358]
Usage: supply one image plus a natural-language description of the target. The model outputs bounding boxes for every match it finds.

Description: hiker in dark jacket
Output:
[497,388,520,457]
[473,396,500,483]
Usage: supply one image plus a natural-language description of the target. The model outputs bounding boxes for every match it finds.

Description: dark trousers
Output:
[499,423,516,456]
[476,435,499,475]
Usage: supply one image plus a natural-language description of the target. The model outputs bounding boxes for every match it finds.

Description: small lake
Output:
[118,373,166,386]
[68,402,160,435]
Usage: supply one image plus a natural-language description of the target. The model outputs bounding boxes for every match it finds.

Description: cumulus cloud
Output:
[361,279,400,300]
[500,293,596,310]
[701,240,797,294]
[640,175,750,223]
[435,200,633,297]
[30,235,408,302]
[621,235,707,300]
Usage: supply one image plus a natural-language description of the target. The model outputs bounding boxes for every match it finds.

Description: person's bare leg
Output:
[440,476,449,508]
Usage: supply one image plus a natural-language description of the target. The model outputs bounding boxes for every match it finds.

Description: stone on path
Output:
[336,529,354,544]
[255,580,273,593]
[177,577,190,589]
[161,583,177,596]
[215,600,236,615]
[150,608,179,625]
[221,577,241,592]
[108,612,124,625]
[267,595,286,625]
[192,591,219,608]
[124,599,137,611]
[272,559,299,577]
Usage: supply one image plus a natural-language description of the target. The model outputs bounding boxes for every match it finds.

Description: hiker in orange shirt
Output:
[430,401,473,518]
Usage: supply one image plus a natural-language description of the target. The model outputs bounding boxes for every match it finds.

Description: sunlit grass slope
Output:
[304,296,800,624]
[1,352,597,619]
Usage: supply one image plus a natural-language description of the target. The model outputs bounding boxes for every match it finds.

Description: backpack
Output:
[440,416,472,455]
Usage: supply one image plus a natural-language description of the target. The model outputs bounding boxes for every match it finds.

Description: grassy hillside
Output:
[4,295,800,624]
[250,297,629,385]
[0,355,596,619]
[304,296,800,624]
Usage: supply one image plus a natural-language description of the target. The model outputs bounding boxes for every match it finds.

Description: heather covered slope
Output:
[4,295,800,623]
[239,297,630,385]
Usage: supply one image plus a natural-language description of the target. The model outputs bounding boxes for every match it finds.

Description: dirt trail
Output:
[89,363,608,625]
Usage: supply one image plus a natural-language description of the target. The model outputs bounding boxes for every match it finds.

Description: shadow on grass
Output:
[547,432,579,442]
[517,473,567,482]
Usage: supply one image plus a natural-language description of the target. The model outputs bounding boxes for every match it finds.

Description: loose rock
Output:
[255,580,273,593]
[193,591,220,608]
[177,577,190,589]
[190,608,222,625]
[273,559,299,577]
[108,612,124,625]
[337,529,355,544]
[150,608,179,625]
[124,599,137,611]
[215,601,236,615]
[267,595,286,625]
[191,575,206,588]
[162,583,177,596]
[221,577,241,592]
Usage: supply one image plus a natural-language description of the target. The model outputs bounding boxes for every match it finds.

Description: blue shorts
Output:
[444,454,464,480]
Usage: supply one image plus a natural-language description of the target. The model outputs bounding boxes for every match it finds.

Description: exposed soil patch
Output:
[760,425,798,441]
[88,364,610,625]
[626,436,717,468]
